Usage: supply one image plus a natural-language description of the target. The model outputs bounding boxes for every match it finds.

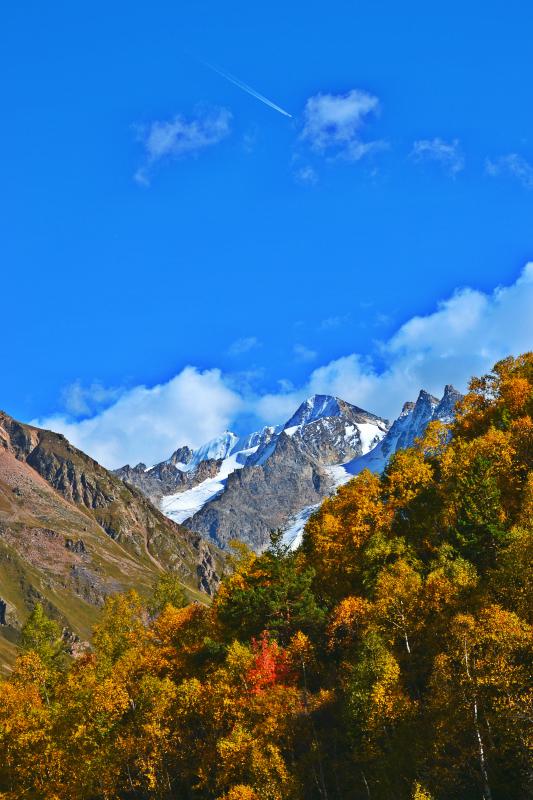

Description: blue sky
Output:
[2,0,533,467]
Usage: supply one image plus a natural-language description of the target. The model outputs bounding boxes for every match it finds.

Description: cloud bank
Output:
[35,368,243,470]
[35,265,533,468]
[256,263,533,422]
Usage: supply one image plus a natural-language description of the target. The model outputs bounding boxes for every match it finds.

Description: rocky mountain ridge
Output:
[346,384,463,476]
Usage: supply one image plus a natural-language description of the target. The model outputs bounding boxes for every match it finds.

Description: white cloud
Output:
[320,314,350,330]
[62,381,122,417]
[34,368,243,470]
[301,89,384,160]
[34,265,533,467]
[411,138,464,176]
[294,165,318,185]
[228,336,260,356]
[242,128,258,154]
[486,153,533,189]
[293,344,318,362]
[134,107,232,185]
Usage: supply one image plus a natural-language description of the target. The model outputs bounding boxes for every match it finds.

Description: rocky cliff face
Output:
[0,410,224,672]
[186,431,332,551]
[286,405,385,465]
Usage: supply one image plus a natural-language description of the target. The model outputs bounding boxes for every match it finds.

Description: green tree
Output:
[92,590,146,667]
[217,531,325,644]
[19,603,64,667]
[148,572,188,616]
[453,454,508,568]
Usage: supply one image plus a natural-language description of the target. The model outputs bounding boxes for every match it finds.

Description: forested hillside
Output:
[0,355,531,800]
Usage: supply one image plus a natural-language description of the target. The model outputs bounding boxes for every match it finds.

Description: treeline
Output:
[0,355,531,800]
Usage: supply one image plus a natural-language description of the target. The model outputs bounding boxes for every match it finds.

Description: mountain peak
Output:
[442,383,461,399]
[416,389,440,405]
[188,431,239,467]
[167,445,194,468]
[435,384,463,421]
[283,395,342,429]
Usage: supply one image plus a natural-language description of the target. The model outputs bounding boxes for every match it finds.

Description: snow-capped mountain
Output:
[115,394,388,550]
[115,387,462,552]
[283,395,350,429]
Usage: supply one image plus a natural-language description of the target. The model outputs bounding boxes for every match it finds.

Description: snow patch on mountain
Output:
[357,422,385,453]
[160,451,244,524]
[282,503,321,550]
[345,402,418,476]
[231,426,279,455]
[325,463,352,487]
[177,431,239,472]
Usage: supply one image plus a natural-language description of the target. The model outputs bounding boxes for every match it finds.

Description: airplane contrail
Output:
[200,59,293,119]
